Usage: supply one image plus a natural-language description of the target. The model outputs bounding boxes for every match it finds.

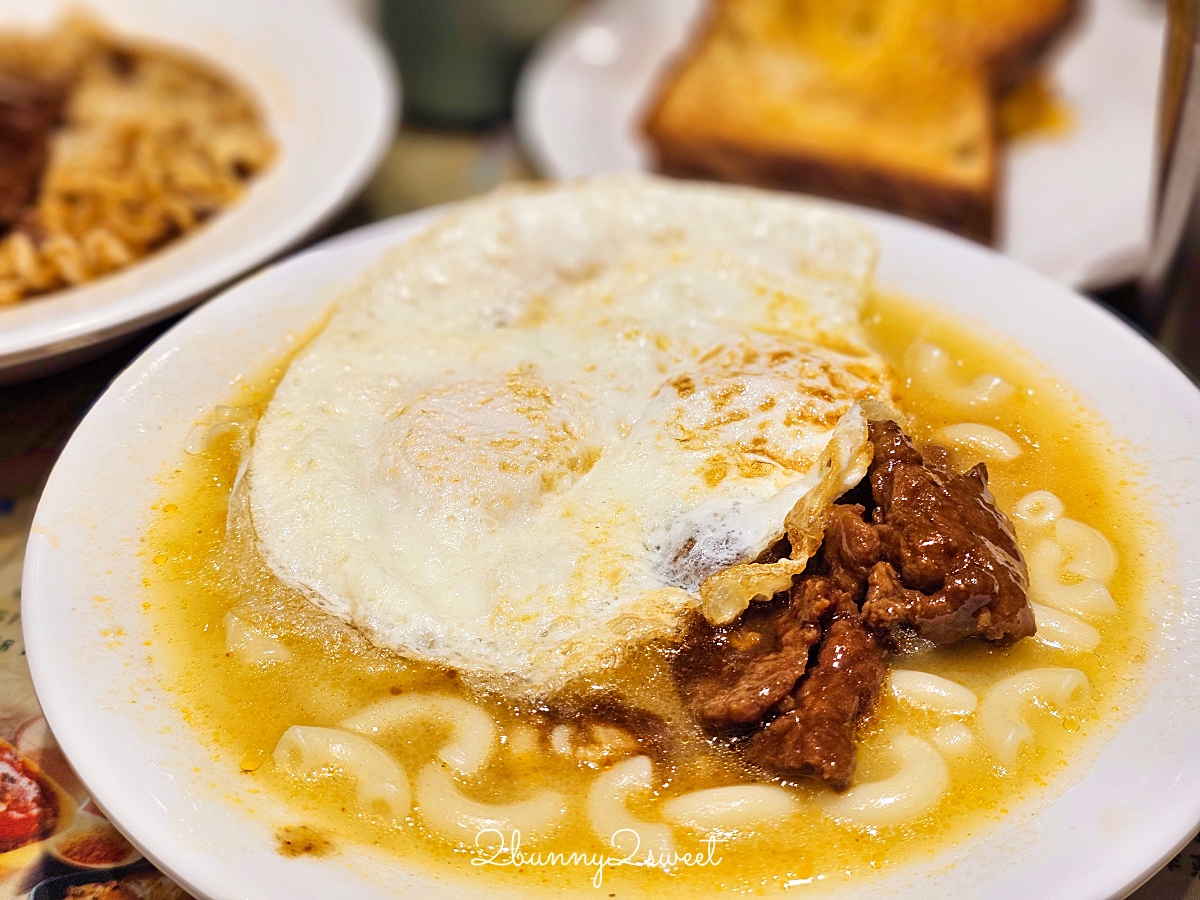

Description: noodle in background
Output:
[0,16,275,305]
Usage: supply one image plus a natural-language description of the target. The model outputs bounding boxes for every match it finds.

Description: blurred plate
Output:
[0,0,397,381]
[20,198,1200,898]
[516,0,1164,290]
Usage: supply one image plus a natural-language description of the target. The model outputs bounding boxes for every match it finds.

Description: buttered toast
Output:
[643,0,1080,242]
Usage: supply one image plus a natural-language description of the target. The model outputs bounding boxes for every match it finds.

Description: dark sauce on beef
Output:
[672,419,1035,791]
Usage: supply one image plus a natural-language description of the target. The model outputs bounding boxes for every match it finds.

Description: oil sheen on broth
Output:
[143,292,1151,895]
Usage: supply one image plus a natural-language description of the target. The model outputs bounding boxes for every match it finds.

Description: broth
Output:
[142,292,1153,895]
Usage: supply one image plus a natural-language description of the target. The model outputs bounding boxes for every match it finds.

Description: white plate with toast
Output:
[0,0,396,382]
[517,0,1164,290]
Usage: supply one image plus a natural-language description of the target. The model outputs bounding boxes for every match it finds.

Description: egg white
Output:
[246,175,893,694]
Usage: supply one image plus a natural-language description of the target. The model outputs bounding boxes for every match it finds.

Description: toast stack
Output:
[643,0,1080,242]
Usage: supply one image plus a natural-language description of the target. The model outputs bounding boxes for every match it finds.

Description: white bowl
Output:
[0,0,397,381]
[21,201,1200,899]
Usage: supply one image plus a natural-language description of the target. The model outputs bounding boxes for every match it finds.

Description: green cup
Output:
[379,0,576,127]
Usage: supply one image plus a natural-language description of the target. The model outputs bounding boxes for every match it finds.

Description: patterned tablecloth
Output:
[0,128,1195,899]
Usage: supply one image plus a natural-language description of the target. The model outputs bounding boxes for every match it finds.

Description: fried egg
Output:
[246,176,894,694]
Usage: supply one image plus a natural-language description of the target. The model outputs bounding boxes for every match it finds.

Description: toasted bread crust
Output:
[652,134,996,243]
[642,0,1079,244]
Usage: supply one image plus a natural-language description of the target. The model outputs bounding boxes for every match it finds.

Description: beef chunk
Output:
[673,578,834,729]
[822,503,883,600]
[861,420,1034,643]
[674,576,885,790]
[0,74,66,232]
[744,599,886,791]
[670,418,1033,793]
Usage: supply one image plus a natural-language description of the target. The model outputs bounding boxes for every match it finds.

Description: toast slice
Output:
[643,0,1080,243]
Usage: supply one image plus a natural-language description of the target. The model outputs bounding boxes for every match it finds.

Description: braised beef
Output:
[671,417,1033,792]
[744,596,885,791]
[861,420,1035,643]
[674,577,833,729]
[673,575,884,790]
[0,74,66,233]
[822,503,882,600]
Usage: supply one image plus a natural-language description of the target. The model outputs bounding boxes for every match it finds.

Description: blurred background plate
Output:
[0,0,397,382]
[516,0,1165,291]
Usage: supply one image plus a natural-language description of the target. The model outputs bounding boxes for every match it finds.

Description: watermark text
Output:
[471,828,724,888]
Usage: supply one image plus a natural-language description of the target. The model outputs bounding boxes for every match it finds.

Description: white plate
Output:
[0,0,397,381]
[21,199,1200,899]
[516,0,1164,290]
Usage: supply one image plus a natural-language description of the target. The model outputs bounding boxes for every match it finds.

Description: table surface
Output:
[0,126,1194,899]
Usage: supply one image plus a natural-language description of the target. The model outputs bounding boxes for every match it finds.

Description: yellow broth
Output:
[142,292,1153,895]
